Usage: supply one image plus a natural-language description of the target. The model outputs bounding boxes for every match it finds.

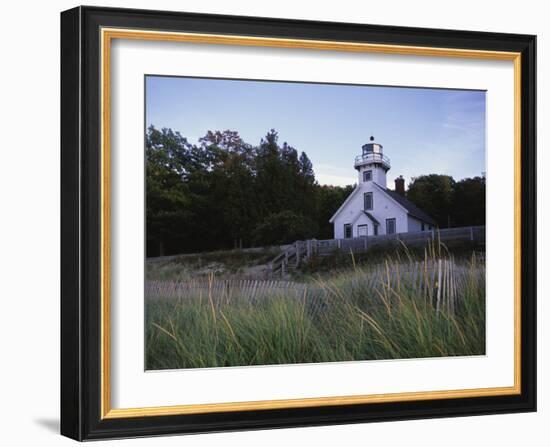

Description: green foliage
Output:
[252,211,318,245]
[316,184,355,239]
[407,174,455,228]
[146,126,194,255]
[146,125,353,256]
[452,176,486,226]
[407,174,485,228]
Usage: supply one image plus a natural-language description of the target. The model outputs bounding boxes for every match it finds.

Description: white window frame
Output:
[344,223,352,239]
[357,224,368,237]
[364,192,373,211]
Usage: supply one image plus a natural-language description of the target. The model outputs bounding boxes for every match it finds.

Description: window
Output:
[363,170,372,182]
[357,224,368,237]
[386,218,396,235]
[344,224,352,239]
[421,222,425,231]
[374,224,379,236]
[363,192,373,211]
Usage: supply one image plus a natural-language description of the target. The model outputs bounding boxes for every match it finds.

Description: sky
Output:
[145,76,486,188]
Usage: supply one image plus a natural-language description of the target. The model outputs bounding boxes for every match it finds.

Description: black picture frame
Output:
[61,5,536,441]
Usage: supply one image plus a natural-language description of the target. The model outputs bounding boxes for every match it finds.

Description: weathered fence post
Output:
[436,258,442,315]
[306,239,312,260]
[295,242,300,267]
[470,226,474,241]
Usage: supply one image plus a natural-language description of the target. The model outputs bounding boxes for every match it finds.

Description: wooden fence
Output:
[145,256,485,318]
[270,226,485,277]
[146,278,307,303]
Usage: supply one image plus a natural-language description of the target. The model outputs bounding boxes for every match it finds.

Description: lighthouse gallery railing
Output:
[354,152,391,168]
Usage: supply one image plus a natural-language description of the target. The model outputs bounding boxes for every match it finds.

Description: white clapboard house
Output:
[330,136,436,239]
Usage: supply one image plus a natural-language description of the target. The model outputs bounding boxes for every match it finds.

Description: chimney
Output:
[395,175,405,195]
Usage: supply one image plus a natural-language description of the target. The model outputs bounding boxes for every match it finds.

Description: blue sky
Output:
[146,76,486,188]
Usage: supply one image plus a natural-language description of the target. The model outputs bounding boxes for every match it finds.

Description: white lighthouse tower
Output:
[354,135,391,187]
[329,135,436,239]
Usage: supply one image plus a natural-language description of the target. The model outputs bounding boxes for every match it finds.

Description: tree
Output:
[145,126,194,256]
[407,174,455,228]
[199,130,256,249]
[452,176,486,226]
[146,125,193,177]
[252,211,318,246]
[316,184,355,239]
[254,130,319,222]
[199,129,250,154]
[299,151,314,182]
[405,173,486,229]
[254,129,287,215]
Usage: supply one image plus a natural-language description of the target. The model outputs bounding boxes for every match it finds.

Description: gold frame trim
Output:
[100,27,522,419]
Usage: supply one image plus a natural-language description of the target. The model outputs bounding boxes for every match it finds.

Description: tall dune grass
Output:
[146,246,485,370]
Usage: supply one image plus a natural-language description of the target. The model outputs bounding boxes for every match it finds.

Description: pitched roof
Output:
[381,187,437,225]
[329,183,437,226]
[328,186,361,223]
[363,211,380,226]
[349,210,380,227]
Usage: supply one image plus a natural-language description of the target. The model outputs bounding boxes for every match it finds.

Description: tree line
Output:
[146,125,485,257]
[407,173,485,229]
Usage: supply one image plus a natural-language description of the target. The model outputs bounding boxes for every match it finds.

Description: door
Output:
[386,218,396,235]
[357,224,368,237]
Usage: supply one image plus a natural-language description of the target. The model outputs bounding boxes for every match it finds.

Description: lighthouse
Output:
[329,136,436,239]
[354,135,391,187]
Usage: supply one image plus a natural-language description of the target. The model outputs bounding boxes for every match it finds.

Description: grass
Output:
[146,247,279,281]
[295,239,483,277]
[145,242,485,370]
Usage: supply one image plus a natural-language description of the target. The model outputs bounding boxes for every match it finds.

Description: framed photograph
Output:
[60,6,536,441]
